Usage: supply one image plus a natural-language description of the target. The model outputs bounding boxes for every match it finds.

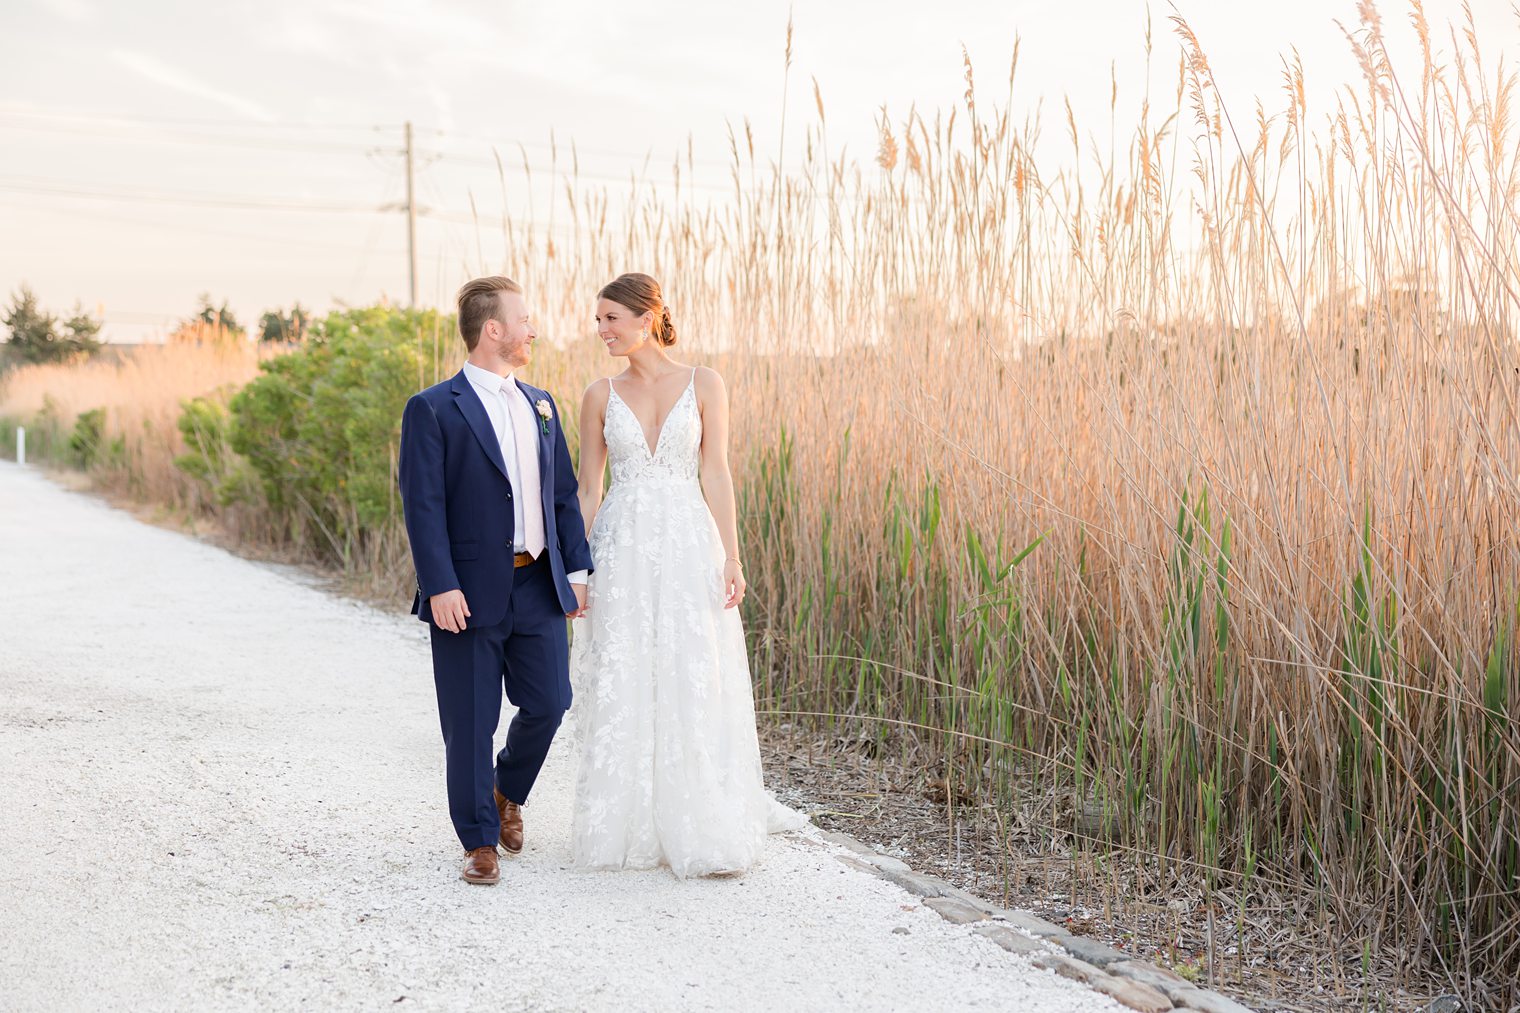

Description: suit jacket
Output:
[397,368,594,627]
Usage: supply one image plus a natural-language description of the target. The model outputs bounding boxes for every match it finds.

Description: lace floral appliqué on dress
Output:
[567,370,808,878]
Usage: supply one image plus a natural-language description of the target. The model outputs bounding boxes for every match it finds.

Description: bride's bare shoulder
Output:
[580,375,614,408]
[686,367,725,422]
[692,365,726,402]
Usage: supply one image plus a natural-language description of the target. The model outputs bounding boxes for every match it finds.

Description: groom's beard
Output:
[497,341,531,372]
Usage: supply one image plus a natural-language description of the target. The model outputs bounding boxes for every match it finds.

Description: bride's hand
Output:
[722,559,746,609]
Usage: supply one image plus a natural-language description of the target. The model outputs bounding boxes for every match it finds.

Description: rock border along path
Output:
[816,830,1256,1013]
[0,460,1243,1011]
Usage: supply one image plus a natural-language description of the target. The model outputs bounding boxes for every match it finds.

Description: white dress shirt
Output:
[461,360,587,587]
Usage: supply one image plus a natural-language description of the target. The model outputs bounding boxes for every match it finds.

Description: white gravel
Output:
[0,460,1117,1012]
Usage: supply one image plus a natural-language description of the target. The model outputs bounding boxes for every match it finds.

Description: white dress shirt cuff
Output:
[566,569,589,586]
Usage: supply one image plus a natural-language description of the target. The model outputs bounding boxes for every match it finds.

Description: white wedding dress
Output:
[567,368,808,878]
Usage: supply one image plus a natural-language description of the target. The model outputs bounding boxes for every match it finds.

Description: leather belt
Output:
[513,550,537,568]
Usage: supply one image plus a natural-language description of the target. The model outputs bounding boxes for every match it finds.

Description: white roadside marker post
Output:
[16,425,24,466]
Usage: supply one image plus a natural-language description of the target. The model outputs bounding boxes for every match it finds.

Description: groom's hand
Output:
[566,582,588,619]
[431,589,471,633]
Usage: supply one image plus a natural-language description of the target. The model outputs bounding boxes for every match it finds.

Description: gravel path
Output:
[0,460,1117,1012]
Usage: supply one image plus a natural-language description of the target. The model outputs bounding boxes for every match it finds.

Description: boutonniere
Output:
[535,398,552,435]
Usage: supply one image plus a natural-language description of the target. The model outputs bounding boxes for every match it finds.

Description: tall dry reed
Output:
[482,5,1518,1002]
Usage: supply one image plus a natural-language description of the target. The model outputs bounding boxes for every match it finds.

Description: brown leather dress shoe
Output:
[494,787,524,854]
[461,845,500,885]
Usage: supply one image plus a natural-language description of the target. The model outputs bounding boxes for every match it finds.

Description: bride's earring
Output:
[640,329,650,341]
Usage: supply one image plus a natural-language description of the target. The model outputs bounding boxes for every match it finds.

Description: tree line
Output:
[1,285,312,366]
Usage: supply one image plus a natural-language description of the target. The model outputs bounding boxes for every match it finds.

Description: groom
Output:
[397,275,593,885]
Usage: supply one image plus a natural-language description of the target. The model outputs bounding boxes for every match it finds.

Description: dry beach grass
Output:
[0,329,270,511]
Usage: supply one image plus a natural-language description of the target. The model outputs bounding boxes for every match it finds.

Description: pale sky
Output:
[1,0,1515,342]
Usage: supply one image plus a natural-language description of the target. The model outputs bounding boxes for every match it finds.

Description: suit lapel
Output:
[449,370,510,481]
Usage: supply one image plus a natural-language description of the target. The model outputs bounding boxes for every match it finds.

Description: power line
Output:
[2,108,753,196]
[1,106,735,174]
[0,176,387,214]
[420,148,741,194]
[0,192,408,255]
[420,126,735,172]
[0,173,581,234]
[416,207,579,236]
[415,146,899,205]
[5,110,905,295]
[0,105,393,135]
[0,118,402,158]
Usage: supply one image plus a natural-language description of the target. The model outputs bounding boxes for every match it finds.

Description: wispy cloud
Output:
[28,0,97,26]
[110,49,276,122]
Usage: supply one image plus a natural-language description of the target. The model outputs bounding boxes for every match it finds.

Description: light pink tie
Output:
[502,382,547,558]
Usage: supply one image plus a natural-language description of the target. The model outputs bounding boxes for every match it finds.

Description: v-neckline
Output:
[610,371,695,459]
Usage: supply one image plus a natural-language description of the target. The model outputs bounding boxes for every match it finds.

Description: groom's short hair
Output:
[457,276,523,350]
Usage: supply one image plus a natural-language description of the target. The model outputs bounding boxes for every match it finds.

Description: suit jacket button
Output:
[504,540,511,548]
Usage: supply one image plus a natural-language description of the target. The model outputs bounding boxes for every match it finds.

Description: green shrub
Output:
[229,305,443,558]
[174,393,261,506]
[68,408,105,468]
[13,396,69,464]
[0,416,17,461]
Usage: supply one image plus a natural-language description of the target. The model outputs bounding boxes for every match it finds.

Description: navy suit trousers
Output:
[427,553,571,852]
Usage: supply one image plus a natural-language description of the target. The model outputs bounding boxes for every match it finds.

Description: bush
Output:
[0,416,17,461]
[23,395,68,462]
[174,393,261,507]
[229,305,444,559]
[68,408,108,468]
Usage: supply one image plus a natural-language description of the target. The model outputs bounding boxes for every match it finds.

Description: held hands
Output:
[434,584,588,628]
[566,582,589,620]
[431,589,471,633]
[723,558,746,609]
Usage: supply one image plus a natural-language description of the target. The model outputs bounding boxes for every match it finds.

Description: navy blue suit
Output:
[397,368,593,852]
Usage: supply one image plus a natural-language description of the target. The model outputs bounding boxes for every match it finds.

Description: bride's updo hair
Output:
[599,272,676,347]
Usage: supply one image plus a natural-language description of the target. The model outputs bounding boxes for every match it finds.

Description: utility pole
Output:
[404,121,418,308]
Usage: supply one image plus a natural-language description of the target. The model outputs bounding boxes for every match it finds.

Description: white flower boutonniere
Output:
[535,398,552,435]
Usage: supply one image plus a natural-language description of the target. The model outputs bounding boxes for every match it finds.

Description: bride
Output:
[567,272,808,878]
